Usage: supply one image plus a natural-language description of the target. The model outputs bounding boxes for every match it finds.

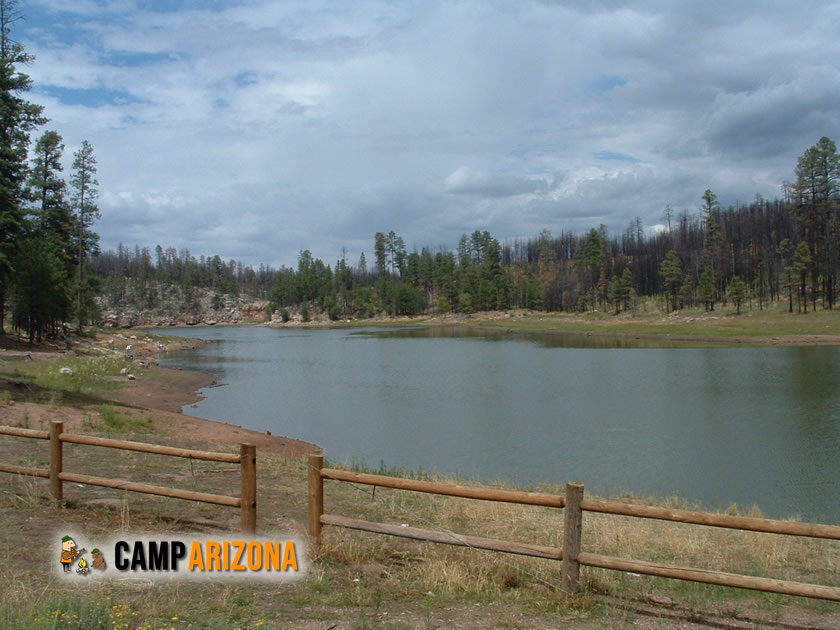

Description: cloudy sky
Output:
[20,0,840,268]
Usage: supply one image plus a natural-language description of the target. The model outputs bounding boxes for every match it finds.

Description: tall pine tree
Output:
[12,130,72,341]
[70,139,100,331]
[0,0,46,331]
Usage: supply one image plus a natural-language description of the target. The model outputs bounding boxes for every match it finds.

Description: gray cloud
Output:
[444,167,548,198]
[20,0,840,267]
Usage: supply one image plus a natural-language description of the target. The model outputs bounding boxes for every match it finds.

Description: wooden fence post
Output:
[49,421,63,505]
[309,453,324,554]
[562,482,584,594]
[240,443,257,535]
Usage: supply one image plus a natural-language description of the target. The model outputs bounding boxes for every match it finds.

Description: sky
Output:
[19,0,840,269]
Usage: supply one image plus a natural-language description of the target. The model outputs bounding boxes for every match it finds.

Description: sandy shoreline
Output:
[0,330,321,456]
[115,333,322,455]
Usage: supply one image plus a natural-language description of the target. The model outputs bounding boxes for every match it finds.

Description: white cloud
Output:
[17,0,840,267]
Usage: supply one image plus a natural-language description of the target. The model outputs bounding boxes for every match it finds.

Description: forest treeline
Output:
[93,133,839,322]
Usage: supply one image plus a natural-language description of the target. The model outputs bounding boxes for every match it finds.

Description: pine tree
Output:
[793,241,811,313]
[792,137,840,309]
[699,265,715,312]
[374,232,386,276]
[701,189,726,303]
[12,129,72,340]
[0,0,46,331]
[726,276,746,314]
[69,140,100,331]
[659,250,682,312]
[28,130,72,265]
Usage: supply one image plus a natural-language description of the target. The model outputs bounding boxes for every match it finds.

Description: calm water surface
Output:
[154,326,840,524]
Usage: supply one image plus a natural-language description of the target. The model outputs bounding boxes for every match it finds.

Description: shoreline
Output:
[121,333,322,456]
[154,311,840,346]
[0,329,321,457]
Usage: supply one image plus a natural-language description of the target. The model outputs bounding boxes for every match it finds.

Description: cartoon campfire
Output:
[76,556,90,576]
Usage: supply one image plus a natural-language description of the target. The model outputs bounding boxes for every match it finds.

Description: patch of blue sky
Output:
[590,73,627,91]
[135,0,238,13]
[510,142,556,163]
[233,71,258,87]
[595,151,640,163]
[42,85,143,107]
[102,50,176,68]
[22,6,90,42]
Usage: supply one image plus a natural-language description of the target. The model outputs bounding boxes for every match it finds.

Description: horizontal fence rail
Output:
[310,455,564,568]
[310,454,840,603]
[580,498,840,540]
[321,514,562,560]
[0,421,256,533]
[58,471,242,507]
[577,552,840,602]
[58,432,242,463]
[0,462,50,478]
[0,426,49,440]
[0,426,50,478]
[321,467,565,508]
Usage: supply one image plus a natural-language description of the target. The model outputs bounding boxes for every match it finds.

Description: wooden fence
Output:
[0,420,257,534]
[308,454,840,602]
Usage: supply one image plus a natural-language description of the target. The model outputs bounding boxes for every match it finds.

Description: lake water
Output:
[154,325,840,524]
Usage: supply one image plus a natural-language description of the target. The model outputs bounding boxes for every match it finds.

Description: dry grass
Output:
[1,423,839,628]
[316,475,840,605]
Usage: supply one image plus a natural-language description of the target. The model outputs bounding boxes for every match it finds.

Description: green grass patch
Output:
[98,404,153,433]
[0,354,130,398]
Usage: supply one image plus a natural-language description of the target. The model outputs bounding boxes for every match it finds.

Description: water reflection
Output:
[357,325,729,349]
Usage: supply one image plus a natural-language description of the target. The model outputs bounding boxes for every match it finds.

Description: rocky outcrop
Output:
[96,283,270,328]
[239,302,268,320]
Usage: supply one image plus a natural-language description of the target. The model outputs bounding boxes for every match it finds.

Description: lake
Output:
[154,325,840,524]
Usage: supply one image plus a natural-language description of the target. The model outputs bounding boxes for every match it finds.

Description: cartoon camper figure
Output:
[60,536,85,572]
[91,548,106,570]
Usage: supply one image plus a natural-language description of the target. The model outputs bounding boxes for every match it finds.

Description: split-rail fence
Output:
[0,420,257,533]
[308,454,840,602]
